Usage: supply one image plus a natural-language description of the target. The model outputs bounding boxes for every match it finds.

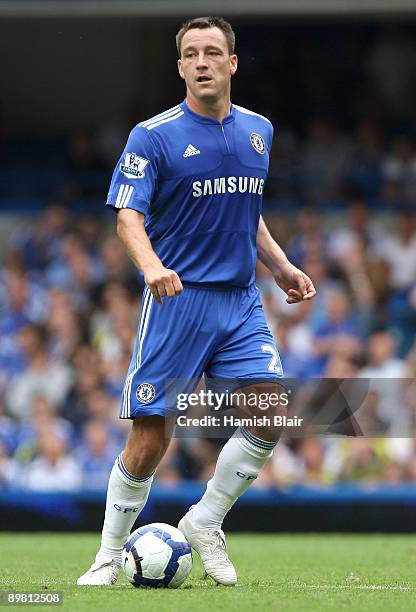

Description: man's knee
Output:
[235,381,287,416]
[123,416,172,476]
[234,381,288,442]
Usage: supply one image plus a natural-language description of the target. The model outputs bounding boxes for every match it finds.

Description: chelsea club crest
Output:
[250,132,265,154]
[136,383,156,404]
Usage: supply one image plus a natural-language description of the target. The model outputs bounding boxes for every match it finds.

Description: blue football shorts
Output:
[119,284,284,419]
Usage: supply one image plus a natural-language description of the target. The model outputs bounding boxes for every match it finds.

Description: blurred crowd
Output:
[267,118,416,208]
[0,188,415,493]
[17,112,416,211]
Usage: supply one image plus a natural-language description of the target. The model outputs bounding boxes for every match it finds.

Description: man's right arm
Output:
[117,208,183,304]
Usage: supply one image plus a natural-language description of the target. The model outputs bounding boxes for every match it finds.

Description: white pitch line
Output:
[291,583,412,592]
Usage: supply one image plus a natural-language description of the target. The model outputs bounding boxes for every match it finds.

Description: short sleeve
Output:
[266,121,274,153]
[106,125,159,216]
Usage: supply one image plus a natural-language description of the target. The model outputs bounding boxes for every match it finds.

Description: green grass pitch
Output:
[1,533,415,611]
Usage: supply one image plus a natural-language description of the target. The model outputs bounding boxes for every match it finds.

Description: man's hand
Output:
[144,263,183,305]
[274,261,316,304]
[257,216,316,303]
[116,210,183,305]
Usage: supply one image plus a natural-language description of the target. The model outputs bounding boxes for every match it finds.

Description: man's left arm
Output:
[257,215,316,304]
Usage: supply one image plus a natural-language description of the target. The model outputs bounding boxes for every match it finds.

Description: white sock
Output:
[97,453,154,566]
[192,427,276,530]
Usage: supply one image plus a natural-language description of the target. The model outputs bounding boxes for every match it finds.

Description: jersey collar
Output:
[181,99,235,125]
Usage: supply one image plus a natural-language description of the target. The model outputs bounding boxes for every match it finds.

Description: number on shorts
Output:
[261,344,281,373]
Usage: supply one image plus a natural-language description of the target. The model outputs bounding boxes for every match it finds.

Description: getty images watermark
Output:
[174,388,303,428]
[164,377,415,438]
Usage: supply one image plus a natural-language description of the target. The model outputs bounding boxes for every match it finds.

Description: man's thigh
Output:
[120,287,217,420]
[203,286,286,441]
[206,284,283,382]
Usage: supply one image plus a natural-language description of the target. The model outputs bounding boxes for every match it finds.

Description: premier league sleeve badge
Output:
[120,153,150,179]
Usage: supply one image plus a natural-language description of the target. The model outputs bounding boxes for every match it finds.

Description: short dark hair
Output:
[176,16,235,57]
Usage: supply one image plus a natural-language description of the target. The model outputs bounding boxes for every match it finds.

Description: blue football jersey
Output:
[106,100,274,287]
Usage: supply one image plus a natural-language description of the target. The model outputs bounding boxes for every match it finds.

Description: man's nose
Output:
[196,52,208,68]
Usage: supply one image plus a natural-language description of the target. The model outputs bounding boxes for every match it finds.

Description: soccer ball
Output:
[123,522,192,588]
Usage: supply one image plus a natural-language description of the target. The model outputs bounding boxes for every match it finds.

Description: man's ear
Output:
[177,59,185,80]
[230,54,238,76]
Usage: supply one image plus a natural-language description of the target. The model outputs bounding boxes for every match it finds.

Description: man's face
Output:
[178,27,237,103]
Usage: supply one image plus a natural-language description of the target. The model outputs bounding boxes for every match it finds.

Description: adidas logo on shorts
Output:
[183,144,200,158]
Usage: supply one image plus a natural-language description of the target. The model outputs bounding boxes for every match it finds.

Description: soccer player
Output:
[78,16,315,587]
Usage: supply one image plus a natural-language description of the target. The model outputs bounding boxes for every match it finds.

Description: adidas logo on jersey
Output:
[183,144,200,158]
